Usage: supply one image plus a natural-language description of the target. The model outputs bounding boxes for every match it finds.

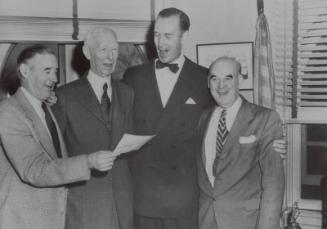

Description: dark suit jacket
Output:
[196,98,285,229]
[123,57,213,218]
[53,77,134,229]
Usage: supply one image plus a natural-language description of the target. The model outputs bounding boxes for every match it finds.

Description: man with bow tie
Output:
[196,56,284,229]
[123,7,213,229]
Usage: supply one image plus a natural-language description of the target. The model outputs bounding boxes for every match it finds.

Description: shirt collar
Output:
[87,70,112,101]
[224,96,242,116]
[87,70,111,88]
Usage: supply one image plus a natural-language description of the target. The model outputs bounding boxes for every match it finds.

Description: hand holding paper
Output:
[113,134,155,156]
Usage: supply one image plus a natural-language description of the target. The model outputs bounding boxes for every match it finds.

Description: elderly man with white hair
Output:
[52,27,134,229]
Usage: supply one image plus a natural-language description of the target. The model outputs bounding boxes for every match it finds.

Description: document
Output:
[113,134,155,156]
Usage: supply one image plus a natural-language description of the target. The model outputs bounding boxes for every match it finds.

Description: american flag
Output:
[254,13,275,109]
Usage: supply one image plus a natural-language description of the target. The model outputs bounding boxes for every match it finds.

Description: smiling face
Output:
[84,30,118,78]
[154,15,185,63]
[20,53,58,101]
[208,59,241,108]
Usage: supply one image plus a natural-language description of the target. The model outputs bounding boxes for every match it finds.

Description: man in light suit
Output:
[196,57,285,229]
[0,45,117,229]
[52,27,134,229]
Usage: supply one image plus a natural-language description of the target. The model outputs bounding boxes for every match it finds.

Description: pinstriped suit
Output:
[53,76,134,229]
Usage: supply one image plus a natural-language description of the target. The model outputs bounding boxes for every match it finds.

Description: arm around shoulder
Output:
[257,110,285,229]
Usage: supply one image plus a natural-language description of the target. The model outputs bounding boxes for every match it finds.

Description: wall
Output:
[167,0,257,62]
[0,0,152,42]
[0,0,151,20]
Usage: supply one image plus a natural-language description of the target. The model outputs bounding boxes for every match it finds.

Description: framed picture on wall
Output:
[196,42,253,90]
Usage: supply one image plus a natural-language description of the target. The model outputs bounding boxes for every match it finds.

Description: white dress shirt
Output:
[87,70,112,103]
[21,87,51,137]
[155,55,185,107]
[204,96,242,186]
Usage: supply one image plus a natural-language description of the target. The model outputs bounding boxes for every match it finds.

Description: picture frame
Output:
[196,41,254,90]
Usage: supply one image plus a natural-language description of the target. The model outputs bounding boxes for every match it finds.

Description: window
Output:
[265,0,327,227]
[294,0,327,119]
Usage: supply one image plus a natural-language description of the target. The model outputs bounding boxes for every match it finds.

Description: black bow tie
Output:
[155,61,179,73]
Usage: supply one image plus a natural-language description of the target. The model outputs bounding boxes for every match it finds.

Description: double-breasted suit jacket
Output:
[53,76,134,229]
[0,88,91,229]
[196,98,285,229]
[123,57,213,219]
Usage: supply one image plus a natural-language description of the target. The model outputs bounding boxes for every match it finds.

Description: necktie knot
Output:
[221,109,227,120]
[156,61,179,73]
[103,83,108,92]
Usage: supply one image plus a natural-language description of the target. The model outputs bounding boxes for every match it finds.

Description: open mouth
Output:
[103,63,113,69]
[44,84,55,92]
[158,49,169,58]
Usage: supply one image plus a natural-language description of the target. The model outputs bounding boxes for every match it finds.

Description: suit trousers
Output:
[134,215,197,229]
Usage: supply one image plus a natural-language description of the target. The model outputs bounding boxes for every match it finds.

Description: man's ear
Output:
[181,31,189,45]
[19,63,29,79]
[82,45,91,60]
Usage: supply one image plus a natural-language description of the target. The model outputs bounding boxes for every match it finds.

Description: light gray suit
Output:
[196,98,285,229]
[0,88,91,229]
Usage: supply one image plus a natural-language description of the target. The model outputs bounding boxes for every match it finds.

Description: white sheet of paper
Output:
[113,134,155,156]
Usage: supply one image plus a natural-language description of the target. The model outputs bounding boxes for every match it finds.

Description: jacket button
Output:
[213,197,216,201]
[170,166,177,170]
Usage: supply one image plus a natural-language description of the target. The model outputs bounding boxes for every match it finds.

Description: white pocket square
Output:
[185,97,196,104]
[239,135,256,144]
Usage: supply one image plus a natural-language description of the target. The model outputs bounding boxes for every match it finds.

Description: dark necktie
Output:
[212,109,228,177]
[155,60,179,73]
[101,83,111,119]
[42,103,62,158]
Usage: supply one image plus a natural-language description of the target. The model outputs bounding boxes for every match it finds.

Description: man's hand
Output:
[87,150,118,171]
[273,139,287,159]
[45,91,57,106]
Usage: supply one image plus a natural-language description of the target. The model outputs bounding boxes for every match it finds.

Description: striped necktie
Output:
[212,109,228,177]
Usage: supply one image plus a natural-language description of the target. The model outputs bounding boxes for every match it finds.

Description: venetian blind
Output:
[265,0,294,120]
[296,0,327,119]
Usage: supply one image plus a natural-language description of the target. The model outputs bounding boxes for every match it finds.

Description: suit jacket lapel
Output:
[198,108,216,194]
[109,81,127,149]
[14,89,58,159]
[73,76,107,125]
[148,62,165,110]
[48,106,68,158]
[146,62,164,111]
[222,98,255,156]
[138,62,164,127]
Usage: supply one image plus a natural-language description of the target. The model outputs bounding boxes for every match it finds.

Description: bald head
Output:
[208,56,242,108]
[82,27,119,78]
[209,56,241,76]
